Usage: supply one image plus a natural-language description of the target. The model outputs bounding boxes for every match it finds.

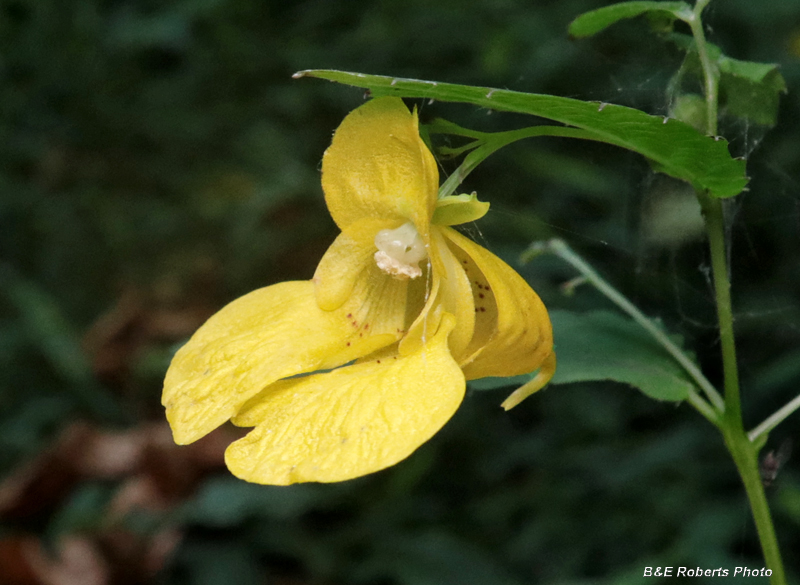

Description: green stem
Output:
[701,193,784,582]
[524,239,724,420]
[437,126,596,199]
[723,429,787,584]
[690,2,785,582]
[749,393,800,443]
[686,0,719,136]
[686,389,722,427]
[699,194,741,423]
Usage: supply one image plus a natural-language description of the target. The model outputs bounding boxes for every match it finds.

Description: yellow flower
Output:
[162,97,555,485]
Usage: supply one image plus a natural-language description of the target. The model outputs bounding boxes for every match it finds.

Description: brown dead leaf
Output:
[82,281,217,388]
[98,527,182,584]
[0,417,244,585]
[0,535,40,585]
[0,425,88,520]
[23,536,108,585]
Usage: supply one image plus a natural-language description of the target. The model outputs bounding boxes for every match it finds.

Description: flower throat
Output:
[374,222,427,279]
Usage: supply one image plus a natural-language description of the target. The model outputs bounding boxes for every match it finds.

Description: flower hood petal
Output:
[225,313,465,484]
[321,97,438,234]
[441,227,553,379]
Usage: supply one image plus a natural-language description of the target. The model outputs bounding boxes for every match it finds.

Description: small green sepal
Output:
[432,193,490,226]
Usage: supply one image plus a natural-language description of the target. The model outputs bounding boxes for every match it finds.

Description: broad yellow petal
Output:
[314,217,399,311]
[321,97,438,234]
[225,313,465,485]
[162,281,396,445]
[441,227,553,380]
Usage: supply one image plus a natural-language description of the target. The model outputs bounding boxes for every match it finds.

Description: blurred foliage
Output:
[2,0,800,584]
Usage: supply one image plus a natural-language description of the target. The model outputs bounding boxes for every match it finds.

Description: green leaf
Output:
[469,374,532,392]
[359,532,522,585]
[1,265,122,422]
[568,1,692,39]
[719,60,786,127]
[549,310,693,401]
[295,70,748,198]
[178,542,262,585]
[469,310,695,402]
[183,476,328,526]
[670,34,787,126]
[47,483,113,539]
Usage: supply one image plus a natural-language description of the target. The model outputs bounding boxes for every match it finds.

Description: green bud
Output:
[670,94,708,133]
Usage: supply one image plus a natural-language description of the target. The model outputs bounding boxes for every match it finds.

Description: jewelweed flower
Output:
[162,97,555,485]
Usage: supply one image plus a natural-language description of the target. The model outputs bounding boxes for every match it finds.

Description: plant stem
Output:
[687,0,719,136]
[723,429,787,584]
[437,126,595,199]
[698,194,741,424]
[702,193,785,583]
[690,1,786,582]
[685,389,721,427]
[525,239,724,419]
[749,393,800,443]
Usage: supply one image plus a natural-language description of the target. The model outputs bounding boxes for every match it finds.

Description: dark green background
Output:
[2,0,800,583]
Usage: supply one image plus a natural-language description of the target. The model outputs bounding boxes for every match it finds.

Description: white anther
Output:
[374,222,427,279]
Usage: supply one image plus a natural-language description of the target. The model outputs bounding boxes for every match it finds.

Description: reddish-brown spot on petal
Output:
[479,293,484,299]
[485,285,491,291]
[480,307,486,312]
[346,313,353,318]
[377,360,381,364]
[364,323,369,330]
[346,342,351,346]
